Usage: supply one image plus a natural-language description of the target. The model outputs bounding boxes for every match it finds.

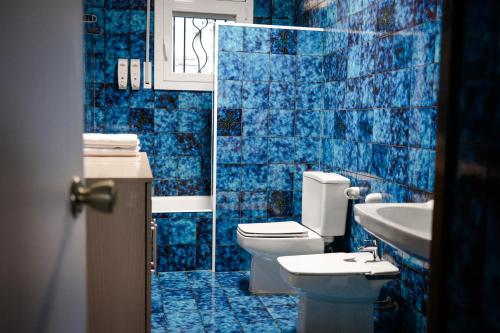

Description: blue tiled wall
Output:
[296,1,440,332]
[83,0,213,197]
[215,0,442,329]
[83,0,295,271]
[215,25,325,271]
[153,212,212,271]
[254,0,295,25]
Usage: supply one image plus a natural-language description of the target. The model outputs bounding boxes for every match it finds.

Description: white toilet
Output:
[237,171,350,294]
[278,252,399,333]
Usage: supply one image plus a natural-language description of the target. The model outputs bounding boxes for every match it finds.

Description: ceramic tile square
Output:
[389,147,409,184]
[129,88,154,109]
[217,137,241,164]
[178,92,212,110]
[268,164,294,191]
[217,108,242,136]
[269,82,296,110]
[242,108,268,137]
[270,54,296,83]
[269,110,294,136]
[217,164,241,191]
[242,53,271,81]
[390,108,409,146]
[376,0,396,34]
[412,21,440,66]
[254,0,271,18]
[169,220,197,245]
[324,81,346,110]
[167,245,196,271]
[242,137,268,164]
[219,26,244,52]
[130,10,147,33]
[177,156,202,179]
[104,33,128,59]
[216,219,238,246]
[295,111,321,137]
[241,165,268,191]
[271,29,297,55]
[104,84,130,107]
[333,111,348,140]
[297,55,323,83]
[391,69,411,107]
[394,0,416,30]
[106,0,129,9]
[410,63,439,107]
[154,179,178,196]
[178,110,210,133]
[268,191,293,218]
[129,108,154,133]
[241,192,268,218]
[296,83,323,110]
[155,91,178,110]
[242,81,269,109]
[105,9,130,33]
[273,0,293,18]
[268,137,294,163]
[393,33,413,70]
[372,108,391,144]
[297,30,324,55]
[408,148,430,190]
[177,133,202,156]
[294,137,319,163]
[219,51,243,81]
[357,110,374,142]
[244,27,271,53]
[218,80,242,109]
[104,107,129,132]
[129,33,148,60]
[216,192,240,218]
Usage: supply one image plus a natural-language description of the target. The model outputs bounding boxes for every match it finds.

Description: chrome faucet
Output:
[358,239,380,262]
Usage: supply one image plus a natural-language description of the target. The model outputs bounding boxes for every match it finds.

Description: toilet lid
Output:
[277,252,400,276]
[237,222,310,238]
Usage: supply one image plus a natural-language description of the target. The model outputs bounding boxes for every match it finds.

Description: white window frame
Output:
[154,0,253,91]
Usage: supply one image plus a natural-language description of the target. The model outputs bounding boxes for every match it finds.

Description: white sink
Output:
[354,201,433,260]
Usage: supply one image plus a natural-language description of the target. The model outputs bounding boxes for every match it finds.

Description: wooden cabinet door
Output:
[87,181,146,333]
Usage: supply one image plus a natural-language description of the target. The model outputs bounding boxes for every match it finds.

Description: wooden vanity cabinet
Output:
[84,153,153,333]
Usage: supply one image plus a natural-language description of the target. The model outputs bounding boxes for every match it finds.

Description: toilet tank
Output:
[301,172,350,236]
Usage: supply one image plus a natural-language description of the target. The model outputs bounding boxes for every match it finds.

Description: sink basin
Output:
[354,201,433,260]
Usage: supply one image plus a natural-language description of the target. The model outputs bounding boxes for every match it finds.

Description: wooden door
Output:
[0,0,87,332]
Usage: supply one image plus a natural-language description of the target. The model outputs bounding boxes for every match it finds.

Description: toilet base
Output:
[297,294,374,333]
[249,256,295,294]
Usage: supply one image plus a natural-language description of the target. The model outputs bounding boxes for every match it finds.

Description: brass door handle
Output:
[70,177,116,217]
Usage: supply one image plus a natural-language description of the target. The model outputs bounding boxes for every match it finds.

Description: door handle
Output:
[70,177,116,217]
[150,219,158,274]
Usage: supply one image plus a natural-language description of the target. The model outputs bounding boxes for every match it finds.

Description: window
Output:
[155,0,253,91]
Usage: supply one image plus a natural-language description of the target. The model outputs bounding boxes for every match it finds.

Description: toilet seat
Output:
[237,221,310,238]
[277,252,400,276]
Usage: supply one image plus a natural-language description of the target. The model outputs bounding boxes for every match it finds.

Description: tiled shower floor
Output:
[151,271,298,333]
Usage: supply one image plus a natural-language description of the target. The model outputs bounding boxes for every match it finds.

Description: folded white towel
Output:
[83,133,139,148]
[83,147,140,157]
[84,144,141,150]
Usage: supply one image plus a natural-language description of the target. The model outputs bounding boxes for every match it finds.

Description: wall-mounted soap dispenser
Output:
[130,59,140,90]
[117,58,128,89]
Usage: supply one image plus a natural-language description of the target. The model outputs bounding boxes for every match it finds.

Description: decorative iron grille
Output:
[172,16,234,74]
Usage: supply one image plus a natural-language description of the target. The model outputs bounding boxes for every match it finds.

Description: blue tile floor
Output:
[151,271,298,333]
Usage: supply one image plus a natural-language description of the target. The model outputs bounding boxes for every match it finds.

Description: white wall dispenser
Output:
[130,59,141,90]
[117,58,128,90]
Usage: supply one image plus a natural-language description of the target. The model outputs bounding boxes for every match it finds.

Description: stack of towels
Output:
[83,133,140,157]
